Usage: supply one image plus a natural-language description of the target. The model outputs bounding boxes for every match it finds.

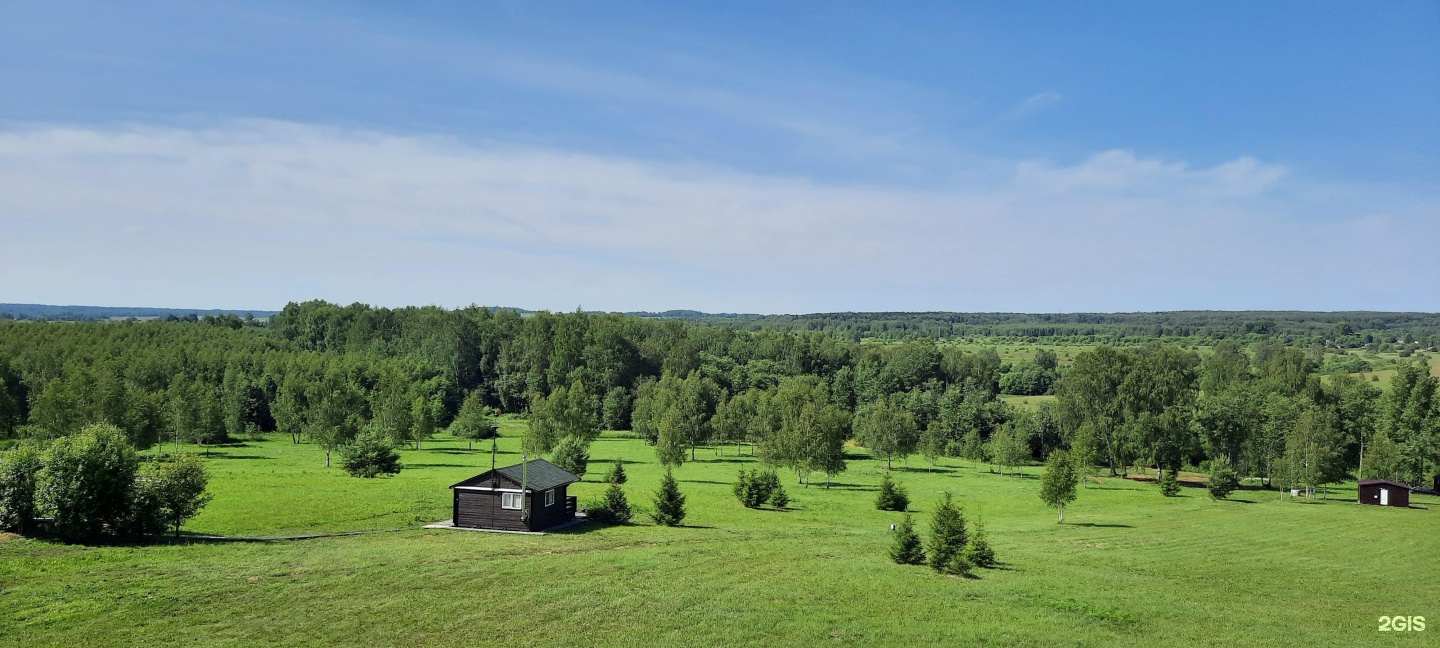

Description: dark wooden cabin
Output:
[1357,479,1411,508]
[450,459,579,532]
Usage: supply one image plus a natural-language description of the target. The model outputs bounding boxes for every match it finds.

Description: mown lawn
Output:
[2,424,1436,647]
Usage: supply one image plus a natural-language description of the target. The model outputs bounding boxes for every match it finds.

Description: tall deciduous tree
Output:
[1055,346,1132,476]
[410,394,437,450]
[853,398,917,470]
[1040,449,1079,523]
[449,390,496,450]
[1380,361,1436,483]
[307,369,364,467]
[526,380,601,455]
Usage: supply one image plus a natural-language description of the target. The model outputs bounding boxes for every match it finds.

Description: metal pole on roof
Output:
[489,424,499,475]
[521,448,530,525]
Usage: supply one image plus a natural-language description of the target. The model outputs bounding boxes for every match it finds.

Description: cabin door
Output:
[1379,489,1388,506]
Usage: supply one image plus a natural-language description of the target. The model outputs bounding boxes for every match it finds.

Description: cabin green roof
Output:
[451,458,579,492]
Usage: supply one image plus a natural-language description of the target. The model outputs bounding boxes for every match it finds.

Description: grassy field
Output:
[3,423,1437,647]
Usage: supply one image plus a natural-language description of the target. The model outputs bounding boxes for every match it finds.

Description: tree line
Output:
[1,303,1435,496]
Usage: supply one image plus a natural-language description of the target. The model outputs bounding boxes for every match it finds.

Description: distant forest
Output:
[0,304,277,322]
[8,303,1440,347]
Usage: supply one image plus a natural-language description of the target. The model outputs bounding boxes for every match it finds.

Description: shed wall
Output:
[1358,483,1411,508]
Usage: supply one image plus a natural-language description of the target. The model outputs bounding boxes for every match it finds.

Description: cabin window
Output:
[501,492,522,509]
[545,489,555,507]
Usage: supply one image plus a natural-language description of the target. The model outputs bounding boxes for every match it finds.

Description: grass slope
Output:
[3,424,1436,647]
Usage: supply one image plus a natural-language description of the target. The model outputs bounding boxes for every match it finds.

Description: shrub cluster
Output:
[889,491,997,577]
[0,424,211,540]
[875,473,909,511]
[584,462,633,524]
[734,468,788,509]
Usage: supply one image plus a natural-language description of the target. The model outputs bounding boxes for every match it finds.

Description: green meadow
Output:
[3,421,1436,647]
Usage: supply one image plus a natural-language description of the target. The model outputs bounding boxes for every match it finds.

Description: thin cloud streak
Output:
[0,121,1434,312]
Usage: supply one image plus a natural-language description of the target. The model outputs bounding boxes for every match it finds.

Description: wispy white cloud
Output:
[0,121,1434,312]
[1008,91,1063,120]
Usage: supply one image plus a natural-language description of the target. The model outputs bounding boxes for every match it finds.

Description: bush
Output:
[875,473,909,511]
[338,433,402,478]
[37,424,140,539]
[551,435,590,479]
[0,445,43,533]
[649,468,686,526]
[889,513,925,565]
[963,522,996,568]
[1208,463,1240,500]
[132,453,213,537]
[1159,468,1180,497]
[585,481,633,524]
[734,468,783,508]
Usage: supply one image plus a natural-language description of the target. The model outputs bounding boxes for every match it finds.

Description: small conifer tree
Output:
[606,461,628,485]
[1159,466,1180,497]
[733,467,755,506]
[963,521,996,568]
[650,468,686,526]
[926,491,969,575]
[551,435,590,479]
[768,482,789,509]
[337,432,402,478]
[889,513,925,565]
[1208,462,1239,500]
[587,481,633,524]
[875,472,909,511]
[944,550,975,577]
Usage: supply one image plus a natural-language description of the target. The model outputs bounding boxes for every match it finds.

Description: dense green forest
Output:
[646,310,1440,345]
[1,300,1437,539]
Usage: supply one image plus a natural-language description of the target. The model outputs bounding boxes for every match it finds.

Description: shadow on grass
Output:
[206,454,273,460]
[591,458,648,466]
[699,457,758,464]
[1066,522,1134,528]
[897,467,957,475]
[824,482,879,492]
[406,463,472,469]
[681,479,732,486]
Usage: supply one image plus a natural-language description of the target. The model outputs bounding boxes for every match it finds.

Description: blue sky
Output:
[1,1,1436,312]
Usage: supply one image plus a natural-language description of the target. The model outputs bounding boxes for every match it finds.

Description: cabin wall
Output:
[453,485,575,531]
[454,491,527,531]
[528,484,573,530]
